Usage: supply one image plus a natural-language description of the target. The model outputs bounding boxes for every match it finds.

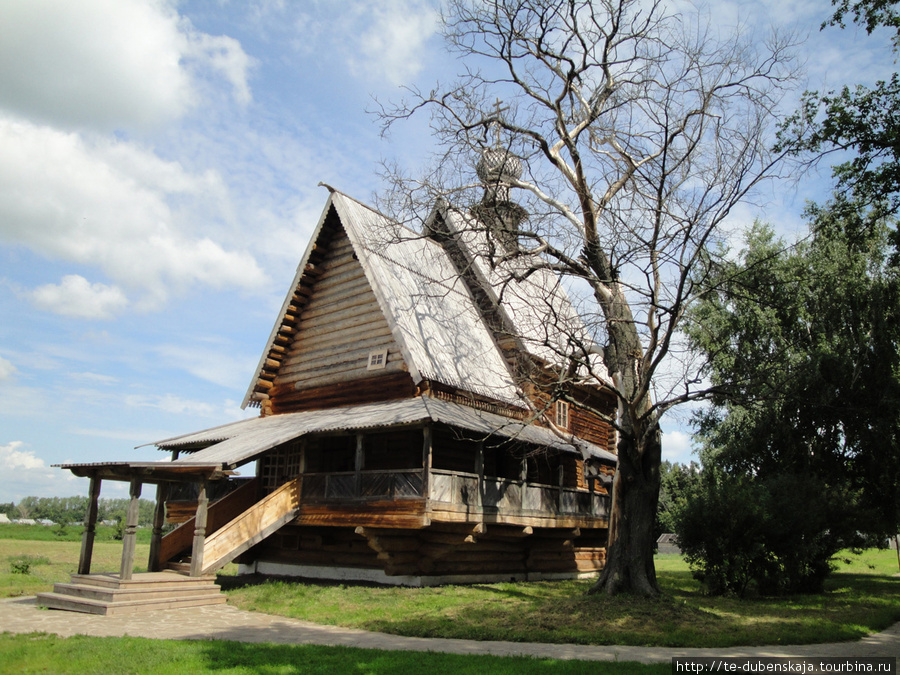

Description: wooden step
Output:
[49,581,220,603]
[36,590,226,616]
[69,572,214,590]
[35,571,226,615]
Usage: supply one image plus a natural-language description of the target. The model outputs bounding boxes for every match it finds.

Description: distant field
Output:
[0,524,233,598]
[0,522,151,543]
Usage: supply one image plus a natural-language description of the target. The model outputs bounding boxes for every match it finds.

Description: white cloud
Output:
[0,441,45,471]
[123,393,219,417]
[186,31,255,106]
[0,442,88,502]
[286,1,437,86]
[662,429,695,465]
[352,1,438,85]
[69,372,119,386]
[0,0,253,132]
[29,275,128,319]
[0,119,268,310]
[70,427,165,443]
[0,357,16,382]
[155,343,257,390]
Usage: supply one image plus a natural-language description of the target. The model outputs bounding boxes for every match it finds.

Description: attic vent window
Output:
[555,400,570,430]
[367,349,388,371]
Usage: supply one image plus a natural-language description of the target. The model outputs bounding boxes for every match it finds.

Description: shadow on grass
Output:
[220,569,900,649]
[193,640,668,675]
[0,634,668,675]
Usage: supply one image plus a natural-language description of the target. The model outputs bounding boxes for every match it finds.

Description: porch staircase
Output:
[35,571,225,616]
[197,476,302,574]
[37,478,302,615]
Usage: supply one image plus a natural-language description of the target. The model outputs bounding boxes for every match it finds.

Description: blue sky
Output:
[0,0,890,502]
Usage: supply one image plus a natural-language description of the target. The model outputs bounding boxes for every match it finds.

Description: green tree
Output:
[779,0,900,215]
[683,199,900,593]
[656,461,701,539]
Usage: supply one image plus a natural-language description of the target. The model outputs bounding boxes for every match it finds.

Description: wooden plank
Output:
[201,476,302,574]
[284,326,395,362]
[158,479,259,565]
[278,337,398,377]
[189,481,208,577]
[147,483,168,572]
[77,475,101,575]
[269,372,417,414]
[119,479,142,581]
[278,358,407,390]
[289,313,391,345]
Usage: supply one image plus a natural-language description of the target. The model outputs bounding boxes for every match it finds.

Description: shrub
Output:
[8,554,51,575]
[673,471,860,596]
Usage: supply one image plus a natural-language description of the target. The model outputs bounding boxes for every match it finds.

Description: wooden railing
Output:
[301,469,424,502]
[158,478,259,566]
[429,469,608,519]
[200,476,302,574]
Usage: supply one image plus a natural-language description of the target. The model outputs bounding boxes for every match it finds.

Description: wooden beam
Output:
[147,482,168,572]
[354,433,364,499]
[475,441,484,509]
[190,480,208,577]
[77,474,101,575]
[118,479,142,581]
[422,424,432,502]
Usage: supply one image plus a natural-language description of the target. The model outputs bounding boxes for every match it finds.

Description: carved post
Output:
[189,479,208,577]
[119,478,142,580]
[77,474,101,575]
[557,462,565,512]
[355,433,364,498]
[422,424,433,499]
[147,482,168,572]
[475,441,484,508]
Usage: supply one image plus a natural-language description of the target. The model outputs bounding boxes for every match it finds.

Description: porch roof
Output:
[54,461,232,483]
[151,396,616,469]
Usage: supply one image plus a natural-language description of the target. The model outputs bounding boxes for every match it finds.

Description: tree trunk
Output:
[588,417,662,596]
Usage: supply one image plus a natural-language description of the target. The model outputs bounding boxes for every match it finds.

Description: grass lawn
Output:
[2,524,898,650]
[0,633,669,674]
[223,550,900,648]
[0,526,235,598]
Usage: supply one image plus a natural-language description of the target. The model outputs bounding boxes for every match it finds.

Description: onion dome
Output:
[476,146,523,184]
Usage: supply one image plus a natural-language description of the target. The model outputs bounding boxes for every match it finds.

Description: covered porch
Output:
[37,461,235,614]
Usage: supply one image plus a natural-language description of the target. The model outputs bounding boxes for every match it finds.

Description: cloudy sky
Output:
[0,0,888,502]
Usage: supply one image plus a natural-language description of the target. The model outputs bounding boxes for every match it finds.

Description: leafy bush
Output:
[8,554,51,575]
[674,471,863,596]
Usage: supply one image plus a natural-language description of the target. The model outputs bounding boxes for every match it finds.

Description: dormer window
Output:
[555,400,570,430]
[367,349,388,371]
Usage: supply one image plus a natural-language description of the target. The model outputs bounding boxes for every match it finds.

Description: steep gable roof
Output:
[435,205,610,385]
[243,190,525,409]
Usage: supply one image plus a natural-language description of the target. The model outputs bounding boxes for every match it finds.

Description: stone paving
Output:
[0,596,898,663]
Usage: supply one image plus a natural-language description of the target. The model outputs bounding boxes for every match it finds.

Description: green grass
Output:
[224,550,900,648]
[0,532,237,598]
[1,524,897,650]
[0,633,668,674]
[0,523,151,543]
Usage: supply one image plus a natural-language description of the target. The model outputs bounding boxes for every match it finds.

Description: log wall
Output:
[274,224,406,392]
[246,522,607,581]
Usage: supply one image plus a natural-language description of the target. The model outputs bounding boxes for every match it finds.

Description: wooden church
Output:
[40,151,618,613]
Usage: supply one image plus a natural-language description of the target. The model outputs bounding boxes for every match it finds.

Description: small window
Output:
[555,400,570,430]
[367,348,388,370]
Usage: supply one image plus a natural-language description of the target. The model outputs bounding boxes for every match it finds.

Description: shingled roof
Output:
[242,190,524,409]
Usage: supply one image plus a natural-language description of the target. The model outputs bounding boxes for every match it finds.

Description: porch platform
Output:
[36,571,225,616]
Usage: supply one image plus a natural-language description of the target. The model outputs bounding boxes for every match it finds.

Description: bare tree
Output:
[377,0,798,596]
